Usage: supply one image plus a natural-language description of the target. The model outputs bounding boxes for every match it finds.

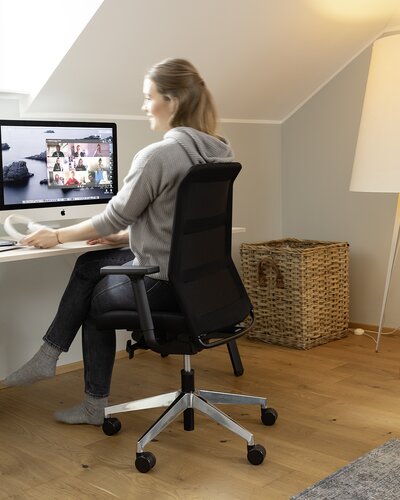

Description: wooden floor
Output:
[2,333,400,499]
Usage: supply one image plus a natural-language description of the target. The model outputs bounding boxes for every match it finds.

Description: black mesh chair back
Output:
[168,162,252,344]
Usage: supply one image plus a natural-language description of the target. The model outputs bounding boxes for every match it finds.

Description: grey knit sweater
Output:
[91,127,234,280]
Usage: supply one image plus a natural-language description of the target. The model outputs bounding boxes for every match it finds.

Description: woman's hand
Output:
[87,230,129,246]
[20,227,59,249]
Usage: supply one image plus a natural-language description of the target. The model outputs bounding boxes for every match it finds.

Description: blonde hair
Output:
[146,58,218,136]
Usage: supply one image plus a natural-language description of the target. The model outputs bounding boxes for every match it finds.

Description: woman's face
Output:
[142,78,175,131]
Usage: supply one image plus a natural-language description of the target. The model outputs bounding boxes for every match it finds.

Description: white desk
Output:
[0,227,246,264]
[0,241,122,263]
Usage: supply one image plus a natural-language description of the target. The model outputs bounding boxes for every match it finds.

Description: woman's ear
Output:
[168,95,178,114]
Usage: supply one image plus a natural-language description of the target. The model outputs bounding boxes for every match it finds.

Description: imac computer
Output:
[0,119,118,227]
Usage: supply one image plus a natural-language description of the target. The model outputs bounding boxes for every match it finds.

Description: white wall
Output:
[0,107,282,379]
[282,46,400,328]
[220,122,282,266]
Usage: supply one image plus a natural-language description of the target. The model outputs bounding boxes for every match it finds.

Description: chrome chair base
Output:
[105,386,268,453]
[103,355,274,464]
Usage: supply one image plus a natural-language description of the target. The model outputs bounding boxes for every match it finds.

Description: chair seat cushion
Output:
[96,310,186,332]
[95,310,201,355]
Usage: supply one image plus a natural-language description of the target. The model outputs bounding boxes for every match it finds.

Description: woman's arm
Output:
[21,219,100,248]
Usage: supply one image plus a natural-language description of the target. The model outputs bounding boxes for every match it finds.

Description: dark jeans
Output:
[43,248,180,398]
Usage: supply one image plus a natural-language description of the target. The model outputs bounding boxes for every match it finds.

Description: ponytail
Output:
[146,58,218,136]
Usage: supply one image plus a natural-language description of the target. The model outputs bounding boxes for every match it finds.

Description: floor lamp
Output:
[350,31,400,352]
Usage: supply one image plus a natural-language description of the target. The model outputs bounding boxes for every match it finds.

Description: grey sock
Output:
[4,342,62,387]
[54,395,108,425]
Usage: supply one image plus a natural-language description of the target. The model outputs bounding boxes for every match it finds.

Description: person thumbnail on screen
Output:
[96,169,110,185]
[87,157,110,172]
[52,157,62,171]
[51,143,65,157]
[72,144,85,157]
[91,142,108,157]
[75,158,88,171]
[50,173,64,186]
[65,170,80,186]
[84,171,97,187]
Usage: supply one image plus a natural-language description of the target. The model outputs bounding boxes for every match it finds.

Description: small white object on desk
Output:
[3,214,43,243]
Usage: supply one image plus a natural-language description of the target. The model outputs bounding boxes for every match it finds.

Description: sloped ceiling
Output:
[24,0,400,122]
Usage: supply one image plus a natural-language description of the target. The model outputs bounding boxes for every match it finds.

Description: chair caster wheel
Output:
[135,451,156,473]
[261,407,278,426]
[102,417,121,436]
[247,444,266,465]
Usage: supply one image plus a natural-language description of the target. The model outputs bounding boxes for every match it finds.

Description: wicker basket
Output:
[240,239,349,349]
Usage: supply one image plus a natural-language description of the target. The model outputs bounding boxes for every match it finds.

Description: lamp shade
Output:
[350,32,400,193]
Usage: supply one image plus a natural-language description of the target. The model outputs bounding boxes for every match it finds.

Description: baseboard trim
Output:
[0,349,143,390]
[55,348,144,375]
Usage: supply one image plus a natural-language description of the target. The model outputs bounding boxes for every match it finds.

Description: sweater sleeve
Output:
[90,146,162,236]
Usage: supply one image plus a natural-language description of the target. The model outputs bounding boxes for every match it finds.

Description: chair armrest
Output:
[100,265,160,278]
[99,264,161,349]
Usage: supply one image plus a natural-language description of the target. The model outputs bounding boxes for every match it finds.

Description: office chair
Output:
[96,162,277,473]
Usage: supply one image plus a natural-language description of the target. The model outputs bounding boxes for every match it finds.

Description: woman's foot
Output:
[54,395,108,425]
[4,342,62,386]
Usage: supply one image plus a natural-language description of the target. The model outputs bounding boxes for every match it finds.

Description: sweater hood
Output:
[164,127,234,164]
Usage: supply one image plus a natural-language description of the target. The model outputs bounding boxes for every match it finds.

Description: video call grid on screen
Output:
[47,138,112,189]
[0,121,118,211]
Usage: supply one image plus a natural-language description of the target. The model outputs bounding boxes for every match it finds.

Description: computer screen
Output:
[0,120,118,224]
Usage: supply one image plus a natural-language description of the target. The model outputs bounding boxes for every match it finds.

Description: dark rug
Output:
[291,439,400,499]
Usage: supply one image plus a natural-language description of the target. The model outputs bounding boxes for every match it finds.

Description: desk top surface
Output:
[0,241,117,263]
[0,227,245,263]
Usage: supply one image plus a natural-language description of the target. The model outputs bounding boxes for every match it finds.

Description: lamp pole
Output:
[376,194,400,351]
